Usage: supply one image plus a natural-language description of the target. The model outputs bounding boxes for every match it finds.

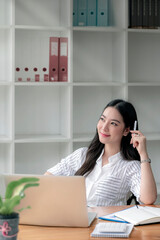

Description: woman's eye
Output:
[111,122,118,126]
[100,117,104,121]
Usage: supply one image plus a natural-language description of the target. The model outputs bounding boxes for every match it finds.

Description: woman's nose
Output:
[102,121,109,130]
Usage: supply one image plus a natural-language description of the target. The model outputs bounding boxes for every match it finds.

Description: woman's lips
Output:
[100,132,110,137]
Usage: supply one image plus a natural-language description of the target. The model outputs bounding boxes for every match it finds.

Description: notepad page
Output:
[143,206,160,216]
[115,206,157,225]
[97,222,127,233]
[91,223,134,238]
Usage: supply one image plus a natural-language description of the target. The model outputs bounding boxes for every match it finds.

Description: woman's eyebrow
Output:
[101,115,121,123]
[111,119,121,123]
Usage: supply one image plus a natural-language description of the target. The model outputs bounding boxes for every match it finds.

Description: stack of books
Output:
[128,0,160,29]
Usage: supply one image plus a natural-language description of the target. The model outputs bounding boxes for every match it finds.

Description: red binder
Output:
[59,37,68,82]
[49,37,59,82]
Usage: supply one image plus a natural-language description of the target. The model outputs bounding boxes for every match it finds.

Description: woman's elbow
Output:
[140,194,157,205]
[44,171,53,176]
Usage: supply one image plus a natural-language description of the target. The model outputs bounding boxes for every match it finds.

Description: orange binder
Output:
[49,37,59,82]
[59,37,68,82]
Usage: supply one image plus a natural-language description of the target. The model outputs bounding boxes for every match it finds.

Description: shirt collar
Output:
[96,148,104,164]
[96,149,123,165]
[108,152,123,163]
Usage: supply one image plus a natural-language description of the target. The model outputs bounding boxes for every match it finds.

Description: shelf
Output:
[15,0,70,28]
[73,133,94,142]
[0,136,12,143]
[73,26,124,32]
[15,29,69,83]
[73,31,126,83]
[15,134,70,143]
[128,82,160,86]
[15,86,70,138]
[15,141,70,174]
[73,82,124,86]
[15,25,69,31]
[128,33,160,83]
[15,82,124,87]
[0,82,12,86]
[0,26,12,30]
[128,28,160,34]
[15,82,70,86]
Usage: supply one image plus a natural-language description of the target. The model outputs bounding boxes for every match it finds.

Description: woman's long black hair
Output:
[75,99,140,176]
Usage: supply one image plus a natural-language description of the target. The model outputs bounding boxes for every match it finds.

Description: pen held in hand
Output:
[130,121,138,148]
[133,120,137,131]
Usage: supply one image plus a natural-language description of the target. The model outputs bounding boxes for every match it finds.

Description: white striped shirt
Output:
[47,147,141,206]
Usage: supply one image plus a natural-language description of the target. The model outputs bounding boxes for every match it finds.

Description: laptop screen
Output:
[3,174,95,227]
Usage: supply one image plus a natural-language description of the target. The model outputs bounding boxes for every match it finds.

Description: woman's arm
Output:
[44,147,88,177]
[44,172,53,175]
[130,130,157,204]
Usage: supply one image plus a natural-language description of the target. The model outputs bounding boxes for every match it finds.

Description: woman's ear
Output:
[123,127,130,136]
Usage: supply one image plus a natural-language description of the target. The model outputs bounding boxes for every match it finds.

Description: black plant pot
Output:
[0,213,19,240]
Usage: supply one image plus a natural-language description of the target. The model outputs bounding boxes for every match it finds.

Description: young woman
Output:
[45,99,157,206]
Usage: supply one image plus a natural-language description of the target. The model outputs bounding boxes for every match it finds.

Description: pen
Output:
[133,120,137,131]
[136,205,139,209]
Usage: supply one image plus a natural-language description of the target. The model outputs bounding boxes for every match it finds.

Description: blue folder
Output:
[97,0,109,26]
[73,0,78,26]
[78,0,87,26]
[87,0,97,26]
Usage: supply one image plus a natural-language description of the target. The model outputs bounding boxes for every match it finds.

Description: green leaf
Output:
[12,183,39,198]
[5,177,39,199]
[0,196,21,215]
[18,206,31,212]
[0,206,8,215]
[0,177,39,215]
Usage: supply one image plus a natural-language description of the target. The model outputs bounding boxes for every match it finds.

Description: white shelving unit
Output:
[0,0,160,196]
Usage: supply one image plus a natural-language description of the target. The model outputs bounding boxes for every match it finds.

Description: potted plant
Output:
[0,177,39,240]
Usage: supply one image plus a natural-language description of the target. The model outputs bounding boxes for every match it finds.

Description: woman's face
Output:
[97,107,129,146]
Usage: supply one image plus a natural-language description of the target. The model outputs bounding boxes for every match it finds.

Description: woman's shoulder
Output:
[72,147,88,155]
[66,147,88,162]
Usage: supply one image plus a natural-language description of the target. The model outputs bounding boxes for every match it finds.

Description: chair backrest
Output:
[127,193,139,205]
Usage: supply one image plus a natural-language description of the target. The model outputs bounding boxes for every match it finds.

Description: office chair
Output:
[127,193,139,205]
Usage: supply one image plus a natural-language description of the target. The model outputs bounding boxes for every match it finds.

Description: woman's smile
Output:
[100,132,110,137]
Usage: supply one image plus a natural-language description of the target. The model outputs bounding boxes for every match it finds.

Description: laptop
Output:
[2,174,96,227]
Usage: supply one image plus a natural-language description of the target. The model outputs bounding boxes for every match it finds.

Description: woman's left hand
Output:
[130,130,148,156]
[130,130,157,205]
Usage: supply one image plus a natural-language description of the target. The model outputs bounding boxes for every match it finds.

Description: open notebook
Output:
[113,206,160,226]
[3,174,96,227]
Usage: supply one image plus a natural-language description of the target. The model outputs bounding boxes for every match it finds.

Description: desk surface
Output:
[18,205,160,240]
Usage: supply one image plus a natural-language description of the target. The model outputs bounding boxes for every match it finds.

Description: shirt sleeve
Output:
[127,161,142,203]
[47,147,88,176]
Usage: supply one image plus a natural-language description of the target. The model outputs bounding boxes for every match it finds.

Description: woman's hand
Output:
[130,130,157,204]
[130,130,148,157]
